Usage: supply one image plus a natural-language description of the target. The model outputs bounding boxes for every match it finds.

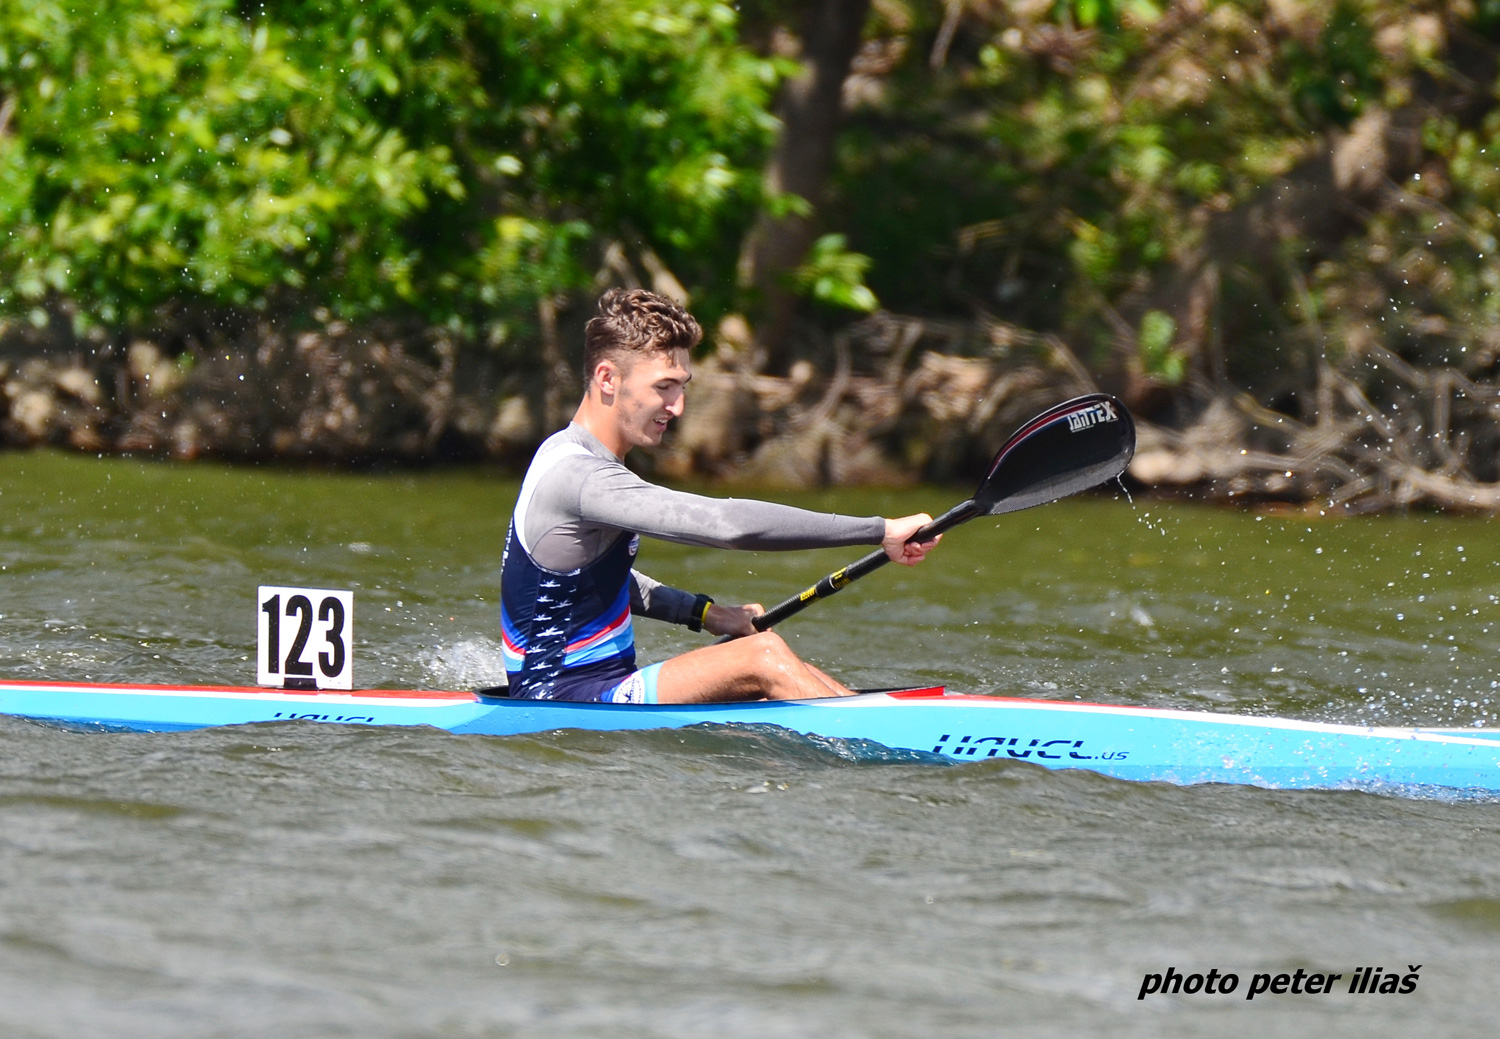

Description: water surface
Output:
[2,451,1498,1037]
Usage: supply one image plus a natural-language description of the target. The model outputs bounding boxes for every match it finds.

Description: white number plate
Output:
[256,586,354,690]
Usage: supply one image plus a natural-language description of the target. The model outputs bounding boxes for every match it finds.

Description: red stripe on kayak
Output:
[0,679,479,701]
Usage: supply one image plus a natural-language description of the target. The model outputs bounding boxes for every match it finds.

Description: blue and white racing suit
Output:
[500,425,885,703]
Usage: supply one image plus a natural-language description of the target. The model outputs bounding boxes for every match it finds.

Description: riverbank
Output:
[0,311,1096,485]
[7,310,1500,513]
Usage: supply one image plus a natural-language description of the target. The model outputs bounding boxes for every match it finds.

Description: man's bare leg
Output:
[653,632,855,704]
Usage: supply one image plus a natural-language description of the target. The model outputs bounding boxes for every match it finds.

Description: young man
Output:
[500,289,939,704]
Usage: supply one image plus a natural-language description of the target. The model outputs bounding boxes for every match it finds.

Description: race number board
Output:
[256,586,354,690]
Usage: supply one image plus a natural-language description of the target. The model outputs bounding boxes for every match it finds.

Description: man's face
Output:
[609,348,691,449]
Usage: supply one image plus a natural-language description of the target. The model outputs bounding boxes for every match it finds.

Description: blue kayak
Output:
[3,678,1499,793]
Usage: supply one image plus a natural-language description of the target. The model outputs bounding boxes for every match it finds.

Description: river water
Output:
[2,450,1499,1037]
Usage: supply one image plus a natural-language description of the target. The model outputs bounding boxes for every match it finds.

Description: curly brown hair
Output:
[582,289,702,386]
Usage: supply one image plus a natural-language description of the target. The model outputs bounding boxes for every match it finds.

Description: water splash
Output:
[419,638,508,691]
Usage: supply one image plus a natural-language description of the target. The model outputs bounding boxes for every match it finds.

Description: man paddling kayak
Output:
[501,289,939,704]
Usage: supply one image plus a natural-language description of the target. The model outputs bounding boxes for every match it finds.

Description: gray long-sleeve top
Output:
[511,424,887,625]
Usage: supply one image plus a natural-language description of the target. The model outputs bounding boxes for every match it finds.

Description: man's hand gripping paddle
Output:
[744,393,1136,634]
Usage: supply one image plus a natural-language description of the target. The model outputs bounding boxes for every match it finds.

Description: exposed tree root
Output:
[1130,347,1500,513]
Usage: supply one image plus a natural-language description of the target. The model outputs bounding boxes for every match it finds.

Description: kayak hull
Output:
[4,679,1500,793]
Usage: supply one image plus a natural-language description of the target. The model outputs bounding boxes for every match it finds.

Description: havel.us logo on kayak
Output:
[932,733,1128,761]
[1066,400,1119,433]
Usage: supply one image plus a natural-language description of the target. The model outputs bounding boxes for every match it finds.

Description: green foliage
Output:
[1311,108,1500,379]
[5,0,1500,415]
[0,0,778,334]
[829,0,1479,391]
[1137,308,1185,384]
[789,234,879,313]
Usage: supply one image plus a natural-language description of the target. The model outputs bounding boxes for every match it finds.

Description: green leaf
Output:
[789,234,879,313]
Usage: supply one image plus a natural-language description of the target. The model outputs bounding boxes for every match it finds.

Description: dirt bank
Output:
[7,310,1500,513]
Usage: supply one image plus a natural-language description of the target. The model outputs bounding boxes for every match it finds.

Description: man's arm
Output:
[532,450,936,634]
[628,513,940,637]
[629,570,697,624]
[631,569,756,636]
[578,462,885,550]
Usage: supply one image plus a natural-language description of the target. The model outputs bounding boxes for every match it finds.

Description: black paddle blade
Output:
[976,393,1135,516]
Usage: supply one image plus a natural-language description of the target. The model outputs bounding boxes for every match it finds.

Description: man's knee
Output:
[745,629,787,653]
[743,631,800,668]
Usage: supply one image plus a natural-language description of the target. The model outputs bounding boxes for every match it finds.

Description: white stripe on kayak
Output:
[802,694,1500,746]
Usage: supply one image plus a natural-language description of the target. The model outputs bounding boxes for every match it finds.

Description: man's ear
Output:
[593,358,620,401]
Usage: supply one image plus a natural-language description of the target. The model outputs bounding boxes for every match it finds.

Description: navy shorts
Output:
[508,663,662,704]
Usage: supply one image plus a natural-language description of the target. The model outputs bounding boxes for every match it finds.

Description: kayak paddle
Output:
[747,393,1136,633]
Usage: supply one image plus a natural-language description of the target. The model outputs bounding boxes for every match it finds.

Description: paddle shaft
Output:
[718,393,1134,639]
[750,499,979,632]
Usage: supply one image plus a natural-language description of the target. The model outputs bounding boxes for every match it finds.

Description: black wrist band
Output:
[687,594,714,632]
